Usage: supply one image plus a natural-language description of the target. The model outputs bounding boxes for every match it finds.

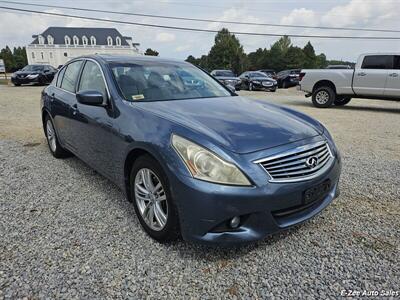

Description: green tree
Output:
[13,47,28,70]
[303,41,316,68]
[144,48,159,56]
[0,46,15,72]
[206,28,247,74]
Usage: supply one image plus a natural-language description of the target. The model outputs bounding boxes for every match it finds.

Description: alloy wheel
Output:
[315,90,329,104]
[134,168,168,231]
[46,120,57,152]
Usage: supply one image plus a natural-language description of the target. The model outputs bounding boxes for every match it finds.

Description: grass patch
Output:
[0,79,9,85]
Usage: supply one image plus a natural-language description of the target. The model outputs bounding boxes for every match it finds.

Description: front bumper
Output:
[253,82,277,90]
[169,153,341,246]
[11,77,39,85]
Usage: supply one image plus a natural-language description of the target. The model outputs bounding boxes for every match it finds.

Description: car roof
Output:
[77,54,190,65]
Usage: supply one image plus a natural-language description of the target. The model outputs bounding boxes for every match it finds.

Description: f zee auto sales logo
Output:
[305,156,319,169]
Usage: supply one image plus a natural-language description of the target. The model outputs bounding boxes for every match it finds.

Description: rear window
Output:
[56,67,66,87]
[361,55,392,69]
[61,61,83,93]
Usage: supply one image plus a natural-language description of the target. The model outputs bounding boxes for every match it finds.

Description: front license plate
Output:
[303,180,331,204]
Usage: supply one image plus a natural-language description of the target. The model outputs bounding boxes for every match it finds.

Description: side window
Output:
[56,67,66,87]
[78,61,106,95]
[61,60,83,93]
[361,55,391,69]
[393,56,400,70]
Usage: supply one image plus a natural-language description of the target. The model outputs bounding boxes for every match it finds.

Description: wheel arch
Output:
[312,80,337,94]
[123,146,166,202]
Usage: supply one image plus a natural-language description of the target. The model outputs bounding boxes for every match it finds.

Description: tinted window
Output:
[22,65,44,71]
[215,70,235,77]
[361,55,391,69]
[56,67,66,87]
[61,61,83,92]
[111,62,230,102]
[249,72,267,78]
[393,56,400,69]
[78,61,106,95]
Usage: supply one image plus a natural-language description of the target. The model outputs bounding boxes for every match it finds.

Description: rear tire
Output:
[312,86,335,108]
[44,115,71,158]
[130,155,180,243]
[334,96,352,106]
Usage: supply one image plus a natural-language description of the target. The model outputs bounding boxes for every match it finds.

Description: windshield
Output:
[215,70,235,77]
[22,65,44,71]
[111,62,231,102]
[249,72,268,78]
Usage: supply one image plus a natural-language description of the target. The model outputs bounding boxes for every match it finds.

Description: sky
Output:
[0,0,399,62]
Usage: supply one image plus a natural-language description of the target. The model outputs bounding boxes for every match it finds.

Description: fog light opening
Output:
[229,216,240,229]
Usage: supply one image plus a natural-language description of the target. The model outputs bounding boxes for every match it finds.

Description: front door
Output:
[70,60,119,181]
[384,55,400,97]
[353,55,391,96]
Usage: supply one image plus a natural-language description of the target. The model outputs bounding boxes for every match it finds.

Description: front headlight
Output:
[27,74,39,79]
[253,80,260,84]
[172,134,251,186]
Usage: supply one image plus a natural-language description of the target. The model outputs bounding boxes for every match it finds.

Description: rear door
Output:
[384,55,400,97]
[52,60,84,151]
[353,55,390,96]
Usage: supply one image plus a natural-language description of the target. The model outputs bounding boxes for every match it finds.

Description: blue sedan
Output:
[41,55,341,245]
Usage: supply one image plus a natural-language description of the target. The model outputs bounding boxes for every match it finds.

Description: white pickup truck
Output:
[299,53,400,108]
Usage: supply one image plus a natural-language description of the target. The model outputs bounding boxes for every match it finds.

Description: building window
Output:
[65,35,71,45]
[50,52,53,59]
[73,35,79,46]
[90,36,96,46]
[47,35,54,45]
[64,52,68,57]
[38,35,44,45]
[116,36,121,46]
[41,52,44,60]
[107,36,113,46]
[82,36,88,46]
[32,52,35,59]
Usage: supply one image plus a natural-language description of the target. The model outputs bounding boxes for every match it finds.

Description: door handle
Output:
[72,103,78,115]
[357,72,366,76]
[389,73,398,77]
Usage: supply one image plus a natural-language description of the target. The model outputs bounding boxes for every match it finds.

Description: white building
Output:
[27,27,141,67]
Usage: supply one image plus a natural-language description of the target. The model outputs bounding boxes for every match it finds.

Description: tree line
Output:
[186,28,353,75]
[0,46,28,72]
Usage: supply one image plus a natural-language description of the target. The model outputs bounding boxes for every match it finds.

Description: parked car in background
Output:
[41,54,341,245]
[239,71,277,92]
[0,59,5,73]
[326,65,352,69]
[210,69,241,90]
[11,64,57,86]
[299,53,400,108]
[277,69,301,88]
[258,69,277,79]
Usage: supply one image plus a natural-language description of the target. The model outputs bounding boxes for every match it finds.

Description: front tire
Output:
[334,96,352,106]
[44,115,71,158]
[312,86,335,108]
[13,83,21,86]
[130,155,180,242]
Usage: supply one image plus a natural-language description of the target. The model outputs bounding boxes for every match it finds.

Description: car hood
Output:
[251,77,275,82]
[14,71,40,76]
[139,96,322,154]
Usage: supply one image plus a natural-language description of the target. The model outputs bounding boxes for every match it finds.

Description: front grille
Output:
[255,141,334,182]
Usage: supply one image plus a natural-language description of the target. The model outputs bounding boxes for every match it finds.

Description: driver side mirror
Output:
[76,90,105,106]
[226,85,237,95]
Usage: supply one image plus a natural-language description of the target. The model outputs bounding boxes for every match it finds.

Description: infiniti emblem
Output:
[305,156,319,169]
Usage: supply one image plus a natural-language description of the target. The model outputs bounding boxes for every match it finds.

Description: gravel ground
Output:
[0,85,399,299]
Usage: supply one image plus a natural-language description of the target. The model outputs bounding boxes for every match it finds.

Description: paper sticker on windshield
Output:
[131,94,145,100]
